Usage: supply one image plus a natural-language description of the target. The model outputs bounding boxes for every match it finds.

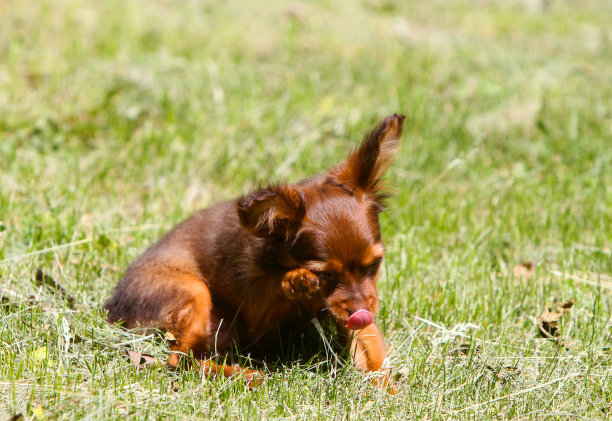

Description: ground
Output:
[1,0,611,419]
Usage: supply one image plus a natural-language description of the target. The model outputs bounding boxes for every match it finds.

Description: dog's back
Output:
[105,200,242,328]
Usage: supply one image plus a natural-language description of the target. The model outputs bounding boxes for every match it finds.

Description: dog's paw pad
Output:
[282,268,320,300]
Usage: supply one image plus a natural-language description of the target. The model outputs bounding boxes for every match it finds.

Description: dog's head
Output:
[237,114,405,329]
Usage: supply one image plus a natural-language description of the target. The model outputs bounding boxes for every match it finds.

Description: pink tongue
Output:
[346,310,373,330]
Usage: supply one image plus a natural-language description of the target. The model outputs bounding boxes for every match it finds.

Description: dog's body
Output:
[105,114,405,388]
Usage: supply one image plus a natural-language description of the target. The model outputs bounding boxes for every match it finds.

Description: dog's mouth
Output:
[323,294,378,330]
[345,309,373,330]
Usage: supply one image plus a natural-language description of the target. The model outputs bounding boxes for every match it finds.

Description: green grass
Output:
[1,0,612,418]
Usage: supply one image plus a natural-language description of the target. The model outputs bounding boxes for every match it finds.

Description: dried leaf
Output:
[513,261,535,279]
[125,350,165,368]
[164,331,177,342]
[538,298,574,337]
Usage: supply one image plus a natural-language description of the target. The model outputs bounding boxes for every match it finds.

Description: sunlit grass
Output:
[1,0,611,419]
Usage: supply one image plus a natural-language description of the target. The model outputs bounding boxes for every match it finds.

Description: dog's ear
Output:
[237,185,306,242]
[329,113,405,196]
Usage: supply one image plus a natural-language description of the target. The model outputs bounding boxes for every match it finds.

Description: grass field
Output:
[1,0,612,419]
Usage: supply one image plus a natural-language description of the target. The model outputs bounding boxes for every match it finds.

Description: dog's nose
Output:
[346,309,373,330]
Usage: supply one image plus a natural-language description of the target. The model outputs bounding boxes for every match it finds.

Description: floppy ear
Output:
[328,113,405,195]
[237,185,306,242]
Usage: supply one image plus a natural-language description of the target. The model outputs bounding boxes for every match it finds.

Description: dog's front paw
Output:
[282,268,319,301]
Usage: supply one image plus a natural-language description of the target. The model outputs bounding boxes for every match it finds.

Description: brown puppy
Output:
[105,113,405,390]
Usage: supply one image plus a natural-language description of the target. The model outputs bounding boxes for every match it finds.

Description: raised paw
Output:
[281,268,320,301]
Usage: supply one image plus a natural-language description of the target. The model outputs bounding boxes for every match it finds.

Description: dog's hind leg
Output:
[161,272,214,367]
[196,359,263,387]
[168,323,263,387]
[162,273,263,386]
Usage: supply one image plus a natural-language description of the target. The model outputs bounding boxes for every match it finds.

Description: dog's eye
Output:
[318,271,338,285]
[365,257,382,275]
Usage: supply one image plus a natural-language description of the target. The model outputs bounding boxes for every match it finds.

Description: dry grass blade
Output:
[1,288,28,304]
[34,269,76,308]
[454,373,582,413]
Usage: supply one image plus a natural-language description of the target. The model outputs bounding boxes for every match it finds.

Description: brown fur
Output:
[105,113,405,390]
